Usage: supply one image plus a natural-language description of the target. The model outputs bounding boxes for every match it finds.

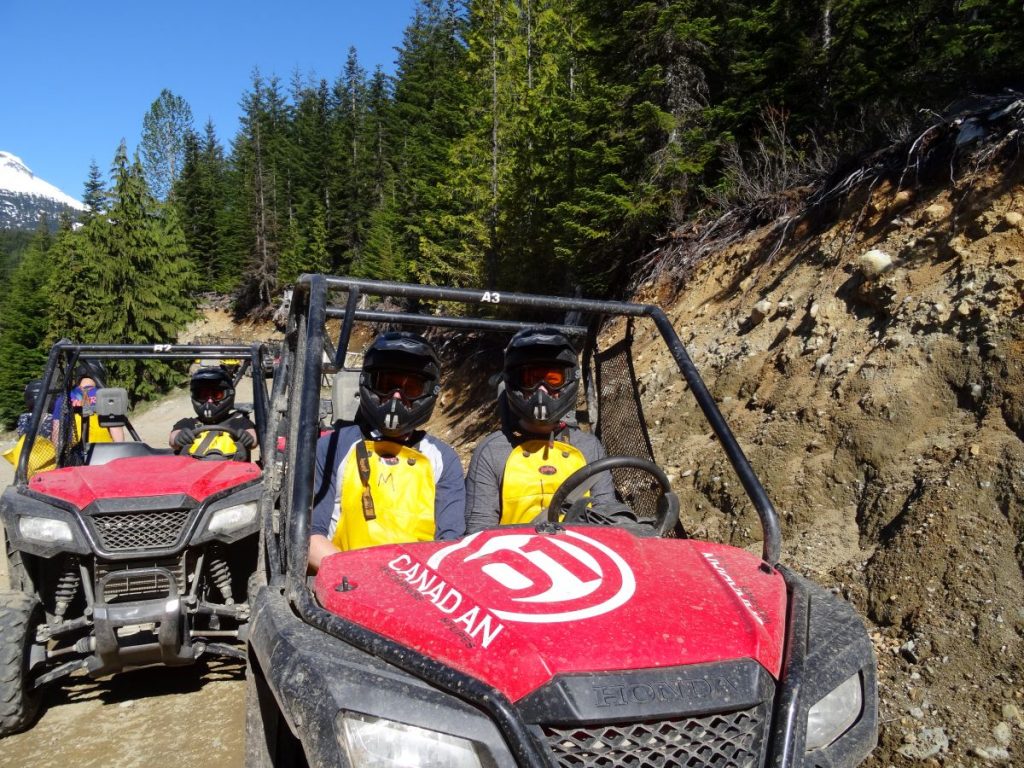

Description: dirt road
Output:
[0,386,247,767]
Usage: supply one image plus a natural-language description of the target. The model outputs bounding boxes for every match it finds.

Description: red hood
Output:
[29,456,261,508]
[315,527,787,703]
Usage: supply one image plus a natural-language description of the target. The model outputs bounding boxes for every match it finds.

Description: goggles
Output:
[513,364,573,391]
[368,369,430,399]
[70,385,97,403]
[194,383,228,402]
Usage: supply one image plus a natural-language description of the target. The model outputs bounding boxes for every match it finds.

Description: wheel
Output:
[0,591,44,736]
[245,654,307,767]
[545,456,680,537]
[189,424,253,462]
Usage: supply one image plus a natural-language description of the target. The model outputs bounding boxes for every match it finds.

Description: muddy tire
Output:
[244,656,307,768]
[0,591,43,736]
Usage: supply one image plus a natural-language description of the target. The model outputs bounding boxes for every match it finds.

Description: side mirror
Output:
[95,387,129,427]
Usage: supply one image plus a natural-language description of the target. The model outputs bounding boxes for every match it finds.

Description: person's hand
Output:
[173,427,197,449]
[237,430,257,449]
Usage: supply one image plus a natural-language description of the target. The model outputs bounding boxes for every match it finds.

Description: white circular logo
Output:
[428,530,635,623]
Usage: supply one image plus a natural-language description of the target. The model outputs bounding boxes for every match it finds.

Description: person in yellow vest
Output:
[50,362,125,461]
[465,327,616,532]
[169,366,257,459]
[308,332,466,572]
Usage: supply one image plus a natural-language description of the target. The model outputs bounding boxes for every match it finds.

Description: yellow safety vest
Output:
[500,439,587,525]
[332,440,436,552]
[2,435,57,477]
[74,413,115,444]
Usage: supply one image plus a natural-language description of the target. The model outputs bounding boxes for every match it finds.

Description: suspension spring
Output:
[54,558,81,619]
[207,549,234,605]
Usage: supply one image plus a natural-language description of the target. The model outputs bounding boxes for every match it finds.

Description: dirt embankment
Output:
[612,167,1023,764]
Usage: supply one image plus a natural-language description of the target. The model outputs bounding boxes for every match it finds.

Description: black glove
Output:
[173,427,197,449]
[237,430,257,449]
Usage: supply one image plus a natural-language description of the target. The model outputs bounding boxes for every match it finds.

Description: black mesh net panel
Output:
[593,322,660,520]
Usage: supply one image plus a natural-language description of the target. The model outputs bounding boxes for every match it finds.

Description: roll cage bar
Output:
[271,273,781,600]
[15,341,273,484]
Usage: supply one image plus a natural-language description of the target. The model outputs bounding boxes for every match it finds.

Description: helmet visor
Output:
[514,364,571,391]
[369,370,430,400]
[194,382,228,402]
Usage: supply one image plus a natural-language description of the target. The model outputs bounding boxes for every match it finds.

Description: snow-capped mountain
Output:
[0,151,85,231]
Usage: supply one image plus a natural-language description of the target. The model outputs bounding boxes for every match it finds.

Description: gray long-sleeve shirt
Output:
[464,425,616,533]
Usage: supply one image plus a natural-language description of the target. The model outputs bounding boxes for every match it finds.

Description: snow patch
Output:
[0,151,85,210]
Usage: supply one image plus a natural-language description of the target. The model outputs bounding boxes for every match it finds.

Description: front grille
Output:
[541,706,767,768]
[95,555,188,601]
[90,509,191,551]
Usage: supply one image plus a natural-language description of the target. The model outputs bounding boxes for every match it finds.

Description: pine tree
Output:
[174,122,230,289]
[231,71,291,311]
[0,229,55,426]
[140,89,196,201]
[77,143,197,399]
[386,0,473,285]
[82,160,108,219]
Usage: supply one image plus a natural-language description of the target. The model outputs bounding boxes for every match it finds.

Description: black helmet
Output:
[502,327,579,433]
[75,358,107,386]
[190,366,235,424]
[24,379,44,412]
[358,332,440,438]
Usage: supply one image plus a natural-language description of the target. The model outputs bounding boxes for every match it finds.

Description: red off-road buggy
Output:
[246,275,877,767]
[0,341,271,735]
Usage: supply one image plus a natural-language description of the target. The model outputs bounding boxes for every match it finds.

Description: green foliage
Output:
[0,230,55,426]
[46,143,197,401]
[141,89,195,201]
[96,0,1020,313]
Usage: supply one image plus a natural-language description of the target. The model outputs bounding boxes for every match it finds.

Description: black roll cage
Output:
[271,273,781,595]
[15,340,273,484]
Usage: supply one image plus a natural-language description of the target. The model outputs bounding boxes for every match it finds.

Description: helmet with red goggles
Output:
[358,332,441,438]
[502,327,579,433]
[190,366,235,424]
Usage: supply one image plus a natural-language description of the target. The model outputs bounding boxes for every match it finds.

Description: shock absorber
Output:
[207,546,234,605]
[54,557,80,620]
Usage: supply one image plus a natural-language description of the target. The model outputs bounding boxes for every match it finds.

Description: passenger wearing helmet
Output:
[169,367,257,459]
[308,332,465,571]
[17,379,53,437]
[465,327,616,532]
[50,361,125,450]
[4,378,58,476]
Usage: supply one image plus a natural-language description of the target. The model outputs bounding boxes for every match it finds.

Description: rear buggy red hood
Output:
[28,456,261,508]
[315,527,787,703]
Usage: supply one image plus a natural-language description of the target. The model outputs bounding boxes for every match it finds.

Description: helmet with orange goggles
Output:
[502,327,579,432]
[358,332,440,438]
[190,366,235,424]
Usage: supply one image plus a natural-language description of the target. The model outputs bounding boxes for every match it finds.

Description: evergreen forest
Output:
[0,0,1020,426]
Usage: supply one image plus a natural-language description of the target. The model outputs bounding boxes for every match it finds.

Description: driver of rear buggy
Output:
[169,366,257,459]
[465,327,617,532]
[308,332,465,573]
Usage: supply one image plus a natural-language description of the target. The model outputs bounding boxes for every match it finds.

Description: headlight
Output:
[207,502,259,534]
[337,712,487,767]
[18,515,73,544]
[805,672,863,751]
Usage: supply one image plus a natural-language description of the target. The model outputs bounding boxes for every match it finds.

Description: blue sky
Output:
[3,0,419,202]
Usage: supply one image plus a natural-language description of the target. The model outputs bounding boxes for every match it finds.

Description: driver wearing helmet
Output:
[465,327,616,532]
[169,367,257,459]
[308,332,465,571]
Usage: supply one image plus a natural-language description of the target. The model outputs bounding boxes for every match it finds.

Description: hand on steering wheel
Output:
[545,456,680,537]
[187,424,255,462]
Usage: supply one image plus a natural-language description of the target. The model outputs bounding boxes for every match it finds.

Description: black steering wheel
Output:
[545,456,680,537]
[189,424,253,462]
